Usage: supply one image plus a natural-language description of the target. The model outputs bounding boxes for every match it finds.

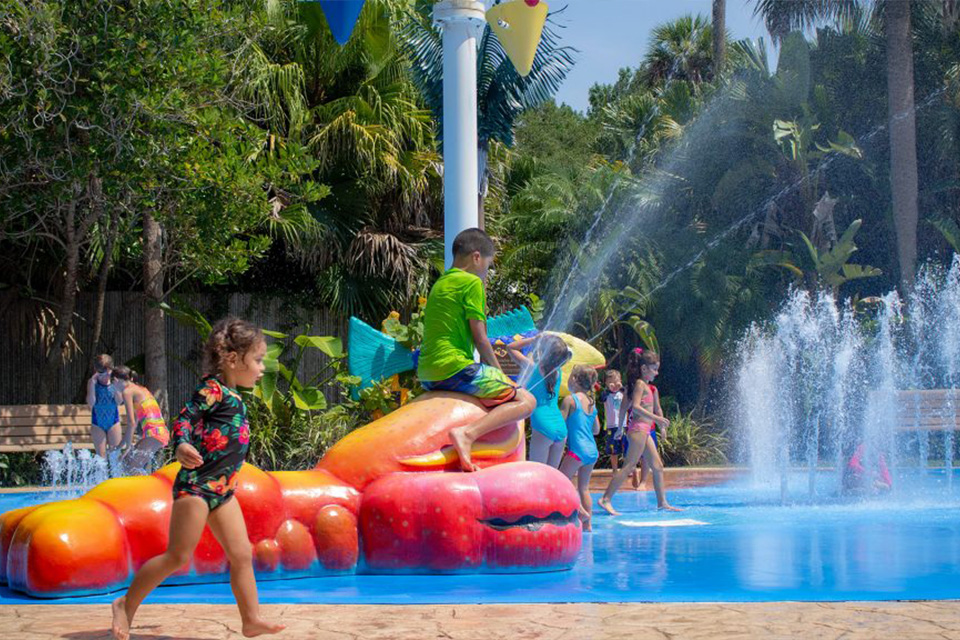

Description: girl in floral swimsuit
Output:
[111,318,284,640]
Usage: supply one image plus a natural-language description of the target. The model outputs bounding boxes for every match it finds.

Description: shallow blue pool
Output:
[3,471,960,604]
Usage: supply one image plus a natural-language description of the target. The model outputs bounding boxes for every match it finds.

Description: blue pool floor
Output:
[3,473,960,605]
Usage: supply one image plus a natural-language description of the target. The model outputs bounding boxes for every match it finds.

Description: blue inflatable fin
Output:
[348,317,415,391]
[487,306,537,341]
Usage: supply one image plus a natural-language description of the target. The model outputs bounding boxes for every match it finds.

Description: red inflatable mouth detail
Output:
[480,510,579,532]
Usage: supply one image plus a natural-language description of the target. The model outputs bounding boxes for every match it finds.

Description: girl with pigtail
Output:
[559,364,601,531]
[112,318,284,640]
[598,348,681,515]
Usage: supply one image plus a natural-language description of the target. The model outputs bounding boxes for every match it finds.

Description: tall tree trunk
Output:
[38,180,101,403]
[477,144,488,231]
[886,0,920,291]
[143,211,168,416]
[38,205,81,404]
[90,210,119,354]
[712,0,726,76]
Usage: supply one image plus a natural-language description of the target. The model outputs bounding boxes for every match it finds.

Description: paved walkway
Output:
[3,601,960,640]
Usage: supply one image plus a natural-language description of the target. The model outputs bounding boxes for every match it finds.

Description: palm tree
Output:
[400,2,576,225]
[713,0,727,73]
[241,0,445,319]
[885,0,919,289]
[753,0,920,289]
[643,14,715,87]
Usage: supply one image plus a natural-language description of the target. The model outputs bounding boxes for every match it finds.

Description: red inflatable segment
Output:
[359,461,581,573]
[232,465,285,543]
[272,469,360,520]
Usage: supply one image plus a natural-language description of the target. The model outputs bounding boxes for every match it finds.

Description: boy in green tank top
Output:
[418,228,536,471]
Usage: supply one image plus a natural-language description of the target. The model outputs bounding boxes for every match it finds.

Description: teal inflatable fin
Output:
[487,306,537,341]
[348,307,537,392]
[348,317,415,391]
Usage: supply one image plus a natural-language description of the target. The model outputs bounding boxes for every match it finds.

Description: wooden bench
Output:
[893,390,960,431]
[0,405,127,451]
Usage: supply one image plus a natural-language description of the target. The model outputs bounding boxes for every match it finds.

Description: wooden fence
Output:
[0,292,348,411]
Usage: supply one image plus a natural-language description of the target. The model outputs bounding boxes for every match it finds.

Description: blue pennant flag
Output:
[309,0,366,45]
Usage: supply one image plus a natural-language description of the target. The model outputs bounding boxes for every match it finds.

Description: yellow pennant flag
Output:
[486,0,549,77]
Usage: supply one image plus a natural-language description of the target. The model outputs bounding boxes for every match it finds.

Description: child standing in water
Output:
[112,318,284,640]
[559,365,601,532]
[507,333,572,468]
[601,369,641,488]
[112,366,170,474]
[86,354,122,458]
[599,349,681,515]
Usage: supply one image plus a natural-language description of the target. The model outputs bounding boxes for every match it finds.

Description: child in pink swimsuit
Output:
[599,348,681,515]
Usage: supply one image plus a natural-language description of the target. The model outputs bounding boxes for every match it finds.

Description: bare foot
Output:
[243,618,286,638]
[658,503,683,512]
[449,427,478,472]
[579,508,592,532]
[631,473,641,490]
[597,496,620,516]
[111,596,130,640]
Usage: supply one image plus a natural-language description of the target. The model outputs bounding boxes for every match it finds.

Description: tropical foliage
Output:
[2,0,960,468]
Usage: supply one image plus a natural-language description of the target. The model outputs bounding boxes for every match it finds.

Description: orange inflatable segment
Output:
[253,538,281,573]
[272,468,361,518]
[6,499,130,597]
[314,505,358,572]
[317,392,522,489]
[86,476,173,571]
[275,519,316,572]
[397,424,523,468]
[153,462,179,484]
[0,504,41,584]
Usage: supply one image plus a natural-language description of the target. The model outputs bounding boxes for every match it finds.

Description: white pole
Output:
[433,0,485,268]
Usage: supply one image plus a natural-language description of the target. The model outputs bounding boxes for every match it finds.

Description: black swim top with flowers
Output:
[171,376,250,511]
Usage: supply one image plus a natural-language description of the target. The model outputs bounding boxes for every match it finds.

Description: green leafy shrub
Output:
[0,452,44,487]
[245,397,357,471]
[659,411,729,466]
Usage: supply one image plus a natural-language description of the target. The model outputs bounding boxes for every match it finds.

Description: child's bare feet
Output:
[242,618,286,637]
[597,496,620,516]
[579,507,592,532]
[111,596,130,640]
[449,427,479,472]
[659,503,683,512]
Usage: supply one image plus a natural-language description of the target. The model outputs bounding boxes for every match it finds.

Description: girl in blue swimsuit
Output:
[86,354,122,457]
[507,334,572,468]
[559,365,600,531]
